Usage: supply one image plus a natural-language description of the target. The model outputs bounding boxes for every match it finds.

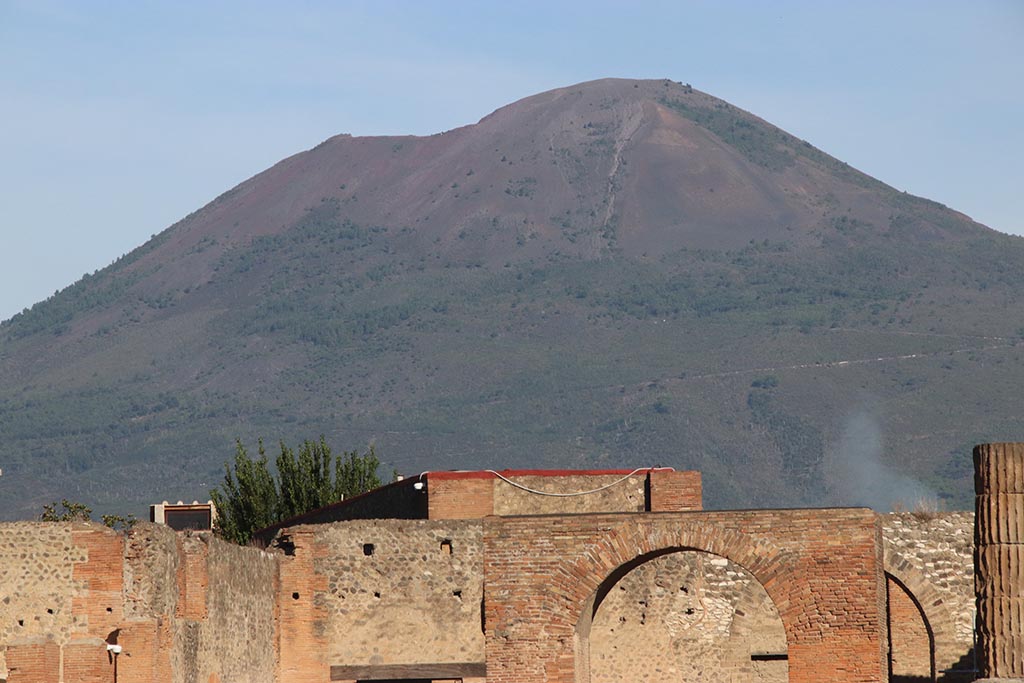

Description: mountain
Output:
[2,77,1022,519]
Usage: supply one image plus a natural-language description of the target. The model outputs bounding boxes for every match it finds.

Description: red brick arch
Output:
[575,545,790,682]
[483,510,885,683]
[564,519,796,683]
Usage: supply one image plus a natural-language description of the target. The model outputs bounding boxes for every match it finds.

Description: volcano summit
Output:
[1,78,1021,518]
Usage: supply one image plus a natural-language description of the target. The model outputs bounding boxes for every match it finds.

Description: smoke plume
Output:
[824,408,936,512]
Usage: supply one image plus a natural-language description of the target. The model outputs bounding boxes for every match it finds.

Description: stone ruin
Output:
[0,457,1017,682]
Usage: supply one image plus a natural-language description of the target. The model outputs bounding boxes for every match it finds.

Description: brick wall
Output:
[175,533,209,621]
[492,474,646,515]
[887,575,932,680]
[4,638,60,683]
[256,469,703,533]
[276,527,329,682]
[116,618,172,683]
[646,469,702,511]
[62,638,112,683]
[121,524,178,683]
[0,522,278,683]
[71,527,125,642]
[428,476,494,519]
[483,509,886,683]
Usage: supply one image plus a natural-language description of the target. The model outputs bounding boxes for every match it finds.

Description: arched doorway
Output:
[578,549,787,682]
[886,573,935,682]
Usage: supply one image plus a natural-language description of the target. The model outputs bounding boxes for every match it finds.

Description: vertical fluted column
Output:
[975,443,1024,680]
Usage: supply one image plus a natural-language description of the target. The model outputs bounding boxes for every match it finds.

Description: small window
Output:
[363,543,375,556]
[750,653,788,661]
[440,539,453,554]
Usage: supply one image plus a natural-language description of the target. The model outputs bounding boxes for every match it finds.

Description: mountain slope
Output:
[2,78,1022,518]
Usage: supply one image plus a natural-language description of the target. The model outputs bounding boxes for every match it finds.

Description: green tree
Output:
[40,499,137,531]
[209,439,278,545]
[334,445,382,501]
[278,436,336,520]
[40,499,92,522]
[211,437,383,544]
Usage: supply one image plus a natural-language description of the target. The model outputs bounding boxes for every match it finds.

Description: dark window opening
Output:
[363,543,375,556]
[750,653,788,661]
[164,508,212,531]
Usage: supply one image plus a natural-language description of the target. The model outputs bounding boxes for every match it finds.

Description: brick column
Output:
[974,443,1024,681]
[276,527,329,682]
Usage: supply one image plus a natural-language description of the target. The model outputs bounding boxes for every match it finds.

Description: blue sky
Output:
[1,0,1021,322]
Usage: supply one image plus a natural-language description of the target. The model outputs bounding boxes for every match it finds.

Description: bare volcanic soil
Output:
[2,78,1023,518]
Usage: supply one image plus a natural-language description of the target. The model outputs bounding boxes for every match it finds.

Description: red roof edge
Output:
[426,467,675,480]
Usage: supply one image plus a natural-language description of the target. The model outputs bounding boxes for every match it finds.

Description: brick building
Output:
[0,468,976,682]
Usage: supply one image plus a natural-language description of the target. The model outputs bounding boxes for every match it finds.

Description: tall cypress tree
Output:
[210,437,382,544]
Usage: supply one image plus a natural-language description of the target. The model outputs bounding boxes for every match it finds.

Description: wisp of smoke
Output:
[824,409,936,512]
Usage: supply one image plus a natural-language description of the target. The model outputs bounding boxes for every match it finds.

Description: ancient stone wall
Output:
[0,504,983,683]
[180,534,278,683]
[0,523,80,679]
[314,519,485,676]
[1,522,278,683]
[0,522,127,682]
[484,508,886,683]
[880,511,976,678]
[427,470,702,519]
[492,474,647,515]
[589,550,787,682]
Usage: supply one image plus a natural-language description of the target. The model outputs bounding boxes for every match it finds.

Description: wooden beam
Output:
[331,662,486,681]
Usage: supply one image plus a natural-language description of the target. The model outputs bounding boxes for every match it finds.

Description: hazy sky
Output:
[1,0,1021,322]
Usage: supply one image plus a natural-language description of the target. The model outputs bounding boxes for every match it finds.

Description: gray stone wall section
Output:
[0,522,80,679]
[492,474,646,516]
[589,550,787,682]
[123,522,179,619]
[880,511,976,673]
[125,525,279,683]
[315,519,485,668]
[196,536,278,683]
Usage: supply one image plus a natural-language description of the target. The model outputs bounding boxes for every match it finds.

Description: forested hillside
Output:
[2,78,1021,518]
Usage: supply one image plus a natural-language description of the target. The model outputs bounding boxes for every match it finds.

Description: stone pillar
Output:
[974,443,1024,681]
